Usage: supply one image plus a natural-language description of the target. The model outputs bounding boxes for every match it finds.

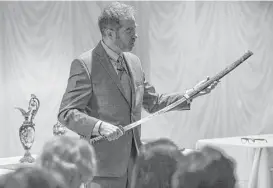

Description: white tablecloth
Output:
[196,134,273,188]
[0,155,37,176]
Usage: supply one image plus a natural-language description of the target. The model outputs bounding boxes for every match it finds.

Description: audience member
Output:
[172,146,236,188]
[37,136,97,188]
[0,166,67,188]
[130,138,185,188]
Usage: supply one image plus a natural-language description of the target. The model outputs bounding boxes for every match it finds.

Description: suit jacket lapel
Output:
[94,43,132,108]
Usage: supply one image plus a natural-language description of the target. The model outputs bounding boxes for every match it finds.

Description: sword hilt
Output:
[90,135,105,144]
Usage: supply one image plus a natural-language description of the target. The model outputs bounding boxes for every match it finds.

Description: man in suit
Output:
[58,2,218,188]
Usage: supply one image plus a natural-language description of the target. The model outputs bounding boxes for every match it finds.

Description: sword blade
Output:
[123,97,188,132]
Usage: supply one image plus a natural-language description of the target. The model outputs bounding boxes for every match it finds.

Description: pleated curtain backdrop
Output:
[0,1,273,158]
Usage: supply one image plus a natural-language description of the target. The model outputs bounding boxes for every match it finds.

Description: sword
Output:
[89,50,253,144]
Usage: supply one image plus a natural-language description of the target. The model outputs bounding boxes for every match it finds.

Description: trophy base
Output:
[20,150,35,163]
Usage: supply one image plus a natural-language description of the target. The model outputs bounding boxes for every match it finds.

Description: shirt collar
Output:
[101,40,122,62]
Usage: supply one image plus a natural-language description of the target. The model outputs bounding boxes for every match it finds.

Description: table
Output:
[196,134,273,188]
[0,155,37,176]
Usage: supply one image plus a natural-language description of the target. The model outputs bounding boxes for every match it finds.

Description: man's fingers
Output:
[103,130,116,141]
[199,76,210,85]
[116,127,124,139]
[106,130,123,141]
[107,133,117,141]
[102,125,125,141]
[208,80,219,88]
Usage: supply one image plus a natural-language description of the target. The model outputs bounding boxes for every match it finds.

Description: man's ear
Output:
[105,28,115,40]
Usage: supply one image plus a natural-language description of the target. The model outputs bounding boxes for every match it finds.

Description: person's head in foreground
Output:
[172,146,236,188]
[131,138,185,188]
[98,1,138,52]
[0,166,66,188]
[37,136,97,188]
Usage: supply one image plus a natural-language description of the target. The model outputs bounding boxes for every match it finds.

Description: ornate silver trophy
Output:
[15,94,40,163]
[53,120,67,136]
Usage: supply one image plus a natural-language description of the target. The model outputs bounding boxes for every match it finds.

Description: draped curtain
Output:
[0,1,273,158]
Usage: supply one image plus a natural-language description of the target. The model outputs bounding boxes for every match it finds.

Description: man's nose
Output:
[133,33,138,39]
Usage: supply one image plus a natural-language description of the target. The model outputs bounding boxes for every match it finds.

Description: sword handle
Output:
[80,134,105,144]
[89,135,105,144]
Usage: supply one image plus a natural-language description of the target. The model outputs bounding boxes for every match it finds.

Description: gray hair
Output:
[37,136,97,185]
[98,1,135,36]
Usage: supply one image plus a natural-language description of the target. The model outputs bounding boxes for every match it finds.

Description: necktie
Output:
[116,55,132,104]
[117,56,126,79]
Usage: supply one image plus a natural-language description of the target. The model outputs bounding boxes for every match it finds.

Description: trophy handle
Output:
[28,94,40,122]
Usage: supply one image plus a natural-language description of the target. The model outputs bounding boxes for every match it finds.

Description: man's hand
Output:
[194,76,219,96]
[99,122,124,141]
[186,76,220,99]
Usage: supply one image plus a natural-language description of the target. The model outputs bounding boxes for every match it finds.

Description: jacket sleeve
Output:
[141,72,191,114]
[58,59,100,138]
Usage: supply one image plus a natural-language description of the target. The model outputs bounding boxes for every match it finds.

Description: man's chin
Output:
[123,48,133,52]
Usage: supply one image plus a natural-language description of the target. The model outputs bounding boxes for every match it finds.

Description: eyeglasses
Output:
[241,137,268,144]
[179,148,185,152]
